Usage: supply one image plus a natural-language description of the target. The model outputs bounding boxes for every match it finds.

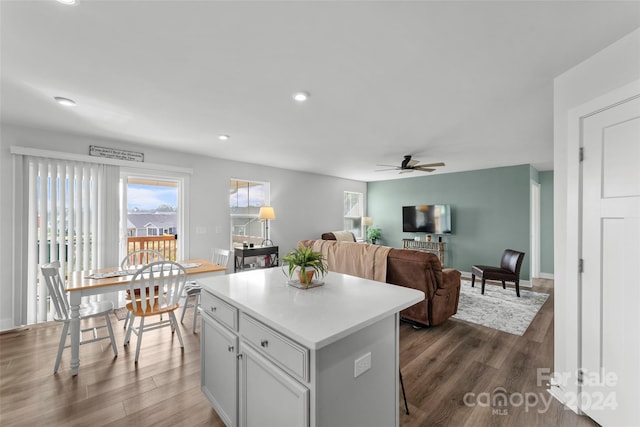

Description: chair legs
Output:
[124,311,185,364]
[399,369,409,415]
[180,292,201,334]
[472,274,520,297]
[105,312,118,357]
[134,317,145,364]
[54,322,70,373]
[170,311,185,347]
[192,293,201,334]
[54,313,118,373]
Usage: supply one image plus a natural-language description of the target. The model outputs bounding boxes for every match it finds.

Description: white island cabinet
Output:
[198,268,424,427]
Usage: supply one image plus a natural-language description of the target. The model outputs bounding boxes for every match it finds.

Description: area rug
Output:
[452,280,549,336]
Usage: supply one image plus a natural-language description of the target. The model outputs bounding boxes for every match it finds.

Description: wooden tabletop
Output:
[67,259,226,292]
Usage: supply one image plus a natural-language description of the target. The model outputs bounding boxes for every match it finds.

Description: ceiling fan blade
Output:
[375,168,399,172]
[414,167,436,172]
[406,159,419,167]
[376,164,399,168]
[399,169,415,174]
[416,162,445,168]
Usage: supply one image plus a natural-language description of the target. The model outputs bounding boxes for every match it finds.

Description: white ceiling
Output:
[2,1,639,182]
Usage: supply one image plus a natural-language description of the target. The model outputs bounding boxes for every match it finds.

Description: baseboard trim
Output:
[538,272,554,280]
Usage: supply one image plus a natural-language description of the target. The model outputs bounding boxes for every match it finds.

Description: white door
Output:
[580,94,640,426]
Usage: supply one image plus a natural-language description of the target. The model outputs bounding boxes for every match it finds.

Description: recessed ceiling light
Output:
[293,91,310,102]
[218,135,230,141]
[54,96,76,107]
[57,0,76,4]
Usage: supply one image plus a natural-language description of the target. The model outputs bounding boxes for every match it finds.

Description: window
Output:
[230,179,269,246]
[344,191,364,239]
[120,174,182,262]
[23,157,119,324]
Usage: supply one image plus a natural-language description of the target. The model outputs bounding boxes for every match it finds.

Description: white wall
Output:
[553,28,640,403]
[0,124,366,330]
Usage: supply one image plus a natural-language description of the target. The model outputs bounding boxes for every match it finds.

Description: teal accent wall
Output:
[539,171,554,274]
[367,164,532,280]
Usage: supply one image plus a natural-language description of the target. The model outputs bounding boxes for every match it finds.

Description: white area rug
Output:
[452,280,549,336]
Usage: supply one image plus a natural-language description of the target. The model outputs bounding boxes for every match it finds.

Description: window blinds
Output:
[25,156,119,324]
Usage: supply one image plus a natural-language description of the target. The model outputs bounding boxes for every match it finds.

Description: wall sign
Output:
[89,145,144,162]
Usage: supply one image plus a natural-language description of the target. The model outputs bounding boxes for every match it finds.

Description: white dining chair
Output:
[120,249,166,329]
[123,260,187,363]
[41,261,118,373]
[180,248,230,333]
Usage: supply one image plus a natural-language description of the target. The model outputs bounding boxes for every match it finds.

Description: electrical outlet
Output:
[195,226,207,235]
[354,352,372,378]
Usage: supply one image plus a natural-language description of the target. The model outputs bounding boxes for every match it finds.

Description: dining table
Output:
[66,258,226,375]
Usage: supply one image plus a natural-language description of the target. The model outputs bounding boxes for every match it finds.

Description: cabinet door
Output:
[201,314,238,427]
[239,343,309,427]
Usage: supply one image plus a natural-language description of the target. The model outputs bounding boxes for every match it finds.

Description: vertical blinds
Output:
[25,156,119,324]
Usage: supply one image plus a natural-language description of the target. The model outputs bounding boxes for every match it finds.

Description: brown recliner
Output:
[300,239,461,326]
[471,249,526,297]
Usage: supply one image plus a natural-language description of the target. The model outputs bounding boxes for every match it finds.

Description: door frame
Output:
[556,80,640,413]
[530,180,541,279]
[119,168,190,262]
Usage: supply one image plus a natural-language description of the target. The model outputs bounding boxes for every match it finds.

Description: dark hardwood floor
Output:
[1,279,598,426]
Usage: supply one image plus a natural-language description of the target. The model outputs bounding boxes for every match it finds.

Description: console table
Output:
[234,245,279,272]
[402,239,446,266]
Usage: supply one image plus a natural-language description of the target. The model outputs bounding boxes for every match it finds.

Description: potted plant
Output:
[367,227,382,244]
[282,244,328,287]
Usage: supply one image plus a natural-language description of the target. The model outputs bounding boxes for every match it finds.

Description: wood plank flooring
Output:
[0,280,598,426]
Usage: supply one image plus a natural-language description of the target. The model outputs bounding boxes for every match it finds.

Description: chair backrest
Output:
[128,261,187,310]
[212,248,231,268]
[500,249,526,276]
[120,249,165,270]
[40,261,70,321]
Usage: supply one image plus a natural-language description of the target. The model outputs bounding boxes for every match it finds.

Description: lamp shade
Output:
[258,206,276,220]
[363,217,373,226]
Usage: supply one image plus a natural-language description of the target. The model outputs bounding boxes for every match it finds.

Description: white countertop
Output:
[197,268,425,350]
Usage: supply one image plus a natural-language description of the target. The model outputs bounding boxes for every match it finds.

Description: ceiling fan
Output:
[376,155,445,174]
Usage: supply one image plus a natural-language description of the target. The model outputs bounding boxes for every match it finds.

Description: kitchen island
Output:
[197,268,424,427]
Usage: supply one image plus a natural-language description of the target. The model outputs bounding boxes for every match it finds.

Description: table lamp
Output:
[363,216,373,241]
[259,206,276,246]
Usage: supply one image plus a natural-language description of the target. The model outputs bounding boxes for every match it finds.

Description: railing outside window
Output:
[127,235,177,261]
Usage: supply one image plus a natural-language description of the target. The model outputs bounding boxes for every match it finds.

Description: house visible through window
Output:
[230,179,269,246]
[344,191,363,240]
[122,175,180,261]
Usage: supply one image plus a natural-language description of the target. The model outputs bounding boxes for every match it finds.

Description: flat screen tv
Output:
[402,204,452,234]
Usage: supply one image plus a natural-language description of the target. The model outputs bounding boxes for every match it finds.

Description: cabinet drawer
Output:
[201,290,238,331]
[240,313,309,382]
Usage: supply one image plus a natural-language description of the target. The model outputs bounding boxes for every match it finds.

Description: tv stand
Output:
[402,239,446,266]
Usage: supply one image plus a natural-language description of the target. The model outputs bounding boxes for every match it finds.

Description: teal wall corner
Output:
[367,164,534,280]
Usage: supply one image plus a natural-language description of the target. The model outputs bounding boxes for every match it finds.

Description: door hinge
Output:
[577,369,584,385]
[579,147,584,162]
[578,258,584,273]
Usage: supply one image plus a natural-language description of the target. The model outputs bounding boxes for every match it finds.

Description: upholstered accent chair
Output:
[471,249,526,297]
